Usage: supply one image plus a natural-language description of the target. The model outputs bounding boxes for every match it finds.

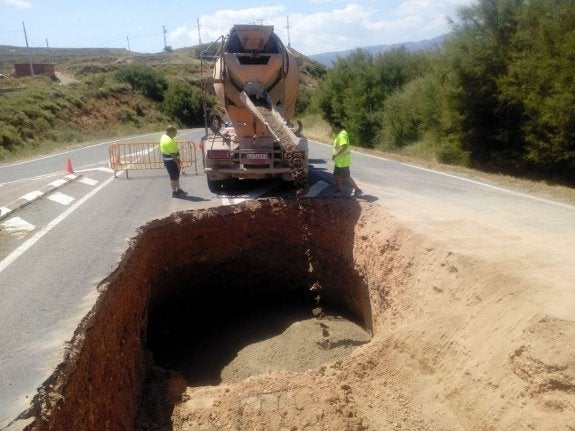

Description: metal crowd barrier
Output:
[108,141,197,179]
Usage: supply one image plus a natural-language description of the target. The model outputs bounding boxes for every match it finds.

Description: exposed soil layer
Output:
[14,199,574,431]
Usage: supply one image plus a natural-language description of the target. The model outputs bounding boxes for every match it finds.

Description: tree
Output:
[499,0,575,174]
[446,0,526,169]
[313,48,430,147]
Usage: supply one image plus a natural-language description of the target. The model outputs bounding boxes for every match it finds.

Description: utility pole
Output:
[127,36,131,52]
[197,18,202,46]
[285,16,291,48]
[22,21,34,76]
[163,25,168,52]
[46,38,51,64]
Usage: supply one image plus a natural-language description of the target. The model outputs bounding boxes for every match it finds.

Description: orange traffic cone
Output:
[66,158,75,173]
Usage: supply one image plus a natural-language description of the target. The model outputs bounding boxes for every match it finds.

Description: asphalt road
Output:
[0,128,337,426]
[1,129,574,428]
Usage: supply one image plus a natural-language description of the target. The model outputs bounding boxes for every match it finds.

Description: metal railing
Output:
[108,141,197,179]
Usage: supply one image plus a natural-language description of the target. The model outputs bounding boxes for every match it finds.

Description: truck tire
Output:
[207,178,223,193]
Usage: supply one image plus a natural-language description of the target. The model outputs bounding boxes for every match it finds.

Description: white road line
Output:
[94,167,115,173]
[49,179,67,188]
[75,167,114,174]
[1,217,35,232]
[305,180,330,197]
[0,173,60,187]
[0,175,115,275]
[1,173,80,189]
[0,207,10,217]
[79,177,99,186]
[48,192,75,206]
[220,182,278,205]
[21,191,44,201]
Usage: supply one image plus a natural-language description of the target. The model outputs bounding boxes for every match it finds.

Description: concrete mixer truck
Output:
[199,24,308,193]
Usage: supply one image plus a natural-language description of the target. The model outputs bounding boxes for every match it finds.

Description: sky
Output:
[0,0,475,56]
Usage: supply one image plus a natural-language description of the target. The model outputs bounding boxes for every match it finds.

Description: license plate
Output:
[208,150,230,159]
[245,153,268,160]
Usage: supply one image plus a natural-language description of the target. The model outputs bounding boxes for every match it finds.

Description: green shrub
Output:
[0,124,24,151]
[380,91,421,149]
[86,74,106,89]
[0,146,9,161]
[52,128,85,145]
[435,138,469,165]
[303,62,327,79]
[295,87,313,116]
[115,64,168,101]
[380,75,449,148]
[116,108,137,124]
[22,105,55,124]
[161,80,207,126]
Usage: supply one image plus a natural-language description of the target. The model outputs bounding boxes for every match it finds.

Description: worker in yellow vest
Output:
[331,120,362,197]
[160,125,187,198]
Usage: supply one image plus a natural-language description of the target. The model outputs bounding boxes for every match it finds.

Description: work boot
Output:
[172,189,187,198]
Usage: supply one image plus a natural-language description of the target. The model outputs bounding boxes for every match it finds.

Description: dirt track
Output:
[16,198,574,431]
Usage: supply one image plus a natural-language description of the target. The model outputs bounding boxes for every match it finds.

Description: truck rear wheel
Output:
[207,178,223,193]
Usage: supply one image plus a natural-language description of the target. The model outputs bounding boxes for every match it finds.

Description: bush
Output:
[116,108,137,124]
[435,138,469,165]
[86,74,106,89]
[379,75,451,149]
[401,135,469,166]
[295,87,313,116]
[0,146,9,161]
[161,80,205,126]
[312,48,433,147]
[0,124,24,151]
[302,62,327,79]
[115,64,168,101]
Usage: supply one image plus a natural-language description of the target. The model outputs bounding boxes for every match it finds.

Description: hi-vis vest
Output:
[160,134,178,160]
[332,130,351,168]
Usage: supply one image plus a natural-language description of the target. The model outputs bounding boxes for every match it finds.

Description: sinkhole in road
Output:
[25,198,378,430]
[19,194,574,431]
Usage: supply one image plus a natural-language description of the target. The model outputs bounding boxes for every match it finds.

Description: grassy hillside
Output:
[0,45,322,162]
[0,46,203,161]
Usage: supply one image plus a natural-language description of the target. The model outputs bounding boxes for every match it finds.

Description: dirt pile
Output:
[11,199,574,431]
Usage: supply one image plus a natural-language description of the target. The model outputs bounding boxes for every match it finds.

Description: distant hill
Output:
[310,33,450,67]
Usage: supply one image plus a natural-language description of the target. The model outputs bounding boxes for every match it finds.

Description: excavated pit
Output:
[18,198,575,431]
[21,199,373,430]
